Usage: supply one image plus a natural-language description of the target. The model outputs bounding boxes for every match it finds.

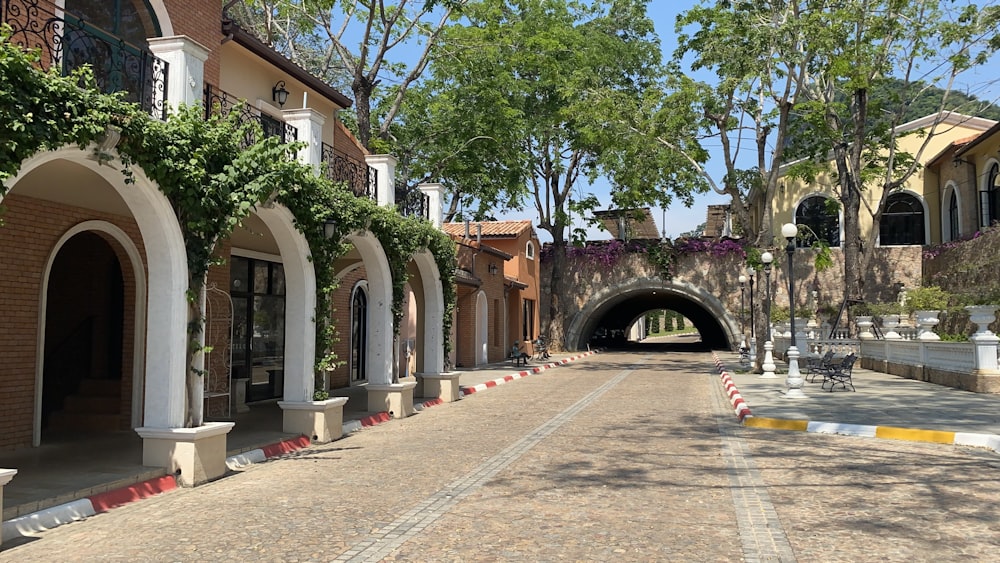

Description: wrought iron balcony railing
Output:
[1,0,168,120]
[395,180,430,220]
[321,142,377,201]
[204,85,298,147]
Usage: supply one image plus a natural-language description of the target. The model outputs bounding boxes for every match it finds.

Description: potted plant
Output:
[852,303,876,340]
[870,301,904,339]
[903,286,950,341]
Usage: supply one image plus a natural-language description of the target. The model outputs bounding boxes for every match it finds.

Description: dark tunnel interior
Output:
[575,288,731,351]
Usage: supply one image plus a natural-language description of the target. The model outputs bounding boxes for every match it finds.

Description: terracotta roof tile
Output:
[442,220,534,238]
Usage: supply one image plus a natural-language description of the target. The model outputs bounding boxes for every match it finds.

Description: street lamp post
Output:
[782,223,806,398]
[760,251,777,378]
[738,274,747,350]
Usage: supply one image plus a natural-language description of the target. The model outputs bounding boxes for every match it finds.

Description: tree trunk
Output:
[544,236,568,352]
[353,77,374,151]
[837,147,864,307]
[185,276,207,428]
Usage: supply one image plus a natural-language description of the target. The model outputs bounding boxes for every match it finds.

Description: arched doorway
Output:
[42,231,126,436]
[350,281,369,384]
[475,291,488,365]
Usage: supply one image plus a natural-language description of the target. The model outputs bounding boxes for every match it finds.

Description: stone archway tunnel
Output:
[542,251,746,352]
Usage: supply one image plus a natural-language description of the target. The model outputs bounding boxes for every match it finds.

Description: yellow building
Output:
[772,112,997,248]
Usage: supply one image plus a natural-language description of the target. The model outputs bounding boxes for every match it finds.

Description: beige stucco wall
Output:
[774,115,995,244]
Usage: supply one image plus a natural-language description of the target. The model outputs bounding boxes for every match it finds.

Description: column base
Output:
[136,422,234,487]
[416,371,462,402]
[233,377,250,413]
[279,397,349,442]
[367,381,418,418]
[0,468,16,545]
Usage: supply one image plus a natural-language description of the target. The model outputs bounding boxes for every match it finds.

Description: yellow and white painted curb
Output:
[712,352,1000,455]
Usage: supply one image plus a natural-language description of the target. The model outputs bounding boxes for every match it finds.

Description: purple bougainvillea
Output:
[541,237,746,266]
[922,230,983,260]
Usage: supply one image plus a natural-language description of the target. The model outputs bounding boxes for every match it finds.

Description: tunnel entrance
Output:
[565,278,738,352]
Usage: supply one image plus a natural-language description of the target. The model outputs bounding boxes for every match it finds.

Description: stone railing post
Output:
[147,36,210,112]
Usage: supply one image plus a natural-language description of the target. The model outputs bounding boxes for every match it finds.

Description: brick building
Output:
[443,221,543,366]
[0,0,448,485]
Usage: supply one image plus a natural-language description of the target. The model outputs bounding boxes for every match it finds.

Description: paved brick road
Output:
[2,350,998,562]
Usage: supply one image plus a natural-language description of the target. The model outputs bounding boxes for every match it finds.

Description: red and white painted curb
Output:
[459,351,598,396]
[3,352,600,540]
[2,474,177,542]
[712,352,753,422]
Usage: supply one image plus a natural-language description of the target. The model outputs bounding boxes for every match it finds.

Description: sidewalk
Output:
[2,350,597,541]
[713,351,1000,450]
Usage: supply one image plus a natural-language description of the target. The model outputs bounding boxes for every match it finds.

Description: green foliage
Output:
[869,301,904,317]
[2,37,458,416]
[0,27,138,192]
[770,306,790,323]
[902,286,950,314]
[411,0,679,243]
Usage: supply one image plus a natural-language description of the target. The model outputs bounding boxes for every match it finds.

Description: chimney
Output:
[464,220,470,239]
[477,223,482,245]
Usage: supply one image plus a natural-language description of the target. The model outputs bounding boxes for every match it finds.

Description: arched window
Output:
[63,0,162,108]
[525,240,535,260]
[983,162,1000,228]
[794,195,840,247]
[880,193,925,246]
[948,189,959,242]
[350,283,368,383]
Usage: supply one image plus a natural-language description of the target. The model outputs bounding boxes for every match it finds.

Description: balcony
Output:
[204,85,298,147]
[395,181,430,220]
[1,0,169,120]
[321,143,377,201]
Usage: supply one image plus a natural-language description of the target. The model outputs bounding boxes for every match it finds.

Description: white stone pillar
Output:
[365,154,398,208]
[281,108,326,171]
[418,183,446,228]
[147,36,210,112]
[0,468,17,545]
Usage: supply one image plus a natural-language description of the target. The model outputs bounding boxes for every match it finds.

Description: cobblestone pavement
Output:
[3,349,1000,562]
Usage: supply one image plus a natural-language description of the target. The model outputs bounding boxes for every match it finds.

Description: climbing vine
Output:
[1,30,458,420]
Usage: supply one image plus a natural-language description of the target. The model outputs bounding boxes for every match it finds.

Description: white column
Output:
[418,183,446,228]
[147,36,210,111]
[281,108,326,171]
[365,154,398,208]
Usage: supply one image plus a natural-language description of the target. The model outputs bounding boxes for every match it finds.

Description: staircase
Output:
[48,378,123,432]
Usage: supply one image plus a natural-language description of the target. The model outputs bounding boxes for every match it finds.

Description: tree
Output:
[417,0,692,348]
[786,0,1000,307]
[383,70,529,222]
[617,1,814,363]
[229,0,468,151]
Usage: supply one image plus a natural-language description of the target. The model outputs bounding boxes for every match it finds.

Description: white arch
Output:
[792,192,843,247]
[346,231,394,385]
[475,291,488,365]
[5,147,189,429]
[877,189,930,246]
[982,158,1000,228]
[148,0,174,36]
[941,181,962,242]
[410,250,445,374]
[34,221,147,446]
[254,205,315,403]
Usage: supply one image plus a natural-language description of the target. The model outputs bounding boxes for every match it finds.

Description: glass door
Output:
[230,256,285,402]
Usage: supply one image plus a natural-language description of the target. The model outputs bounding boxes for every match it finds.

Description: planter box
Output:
[416,371,462,402]
[278,397,349,443]
[135,422,234,487]
[367,381,418,418]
